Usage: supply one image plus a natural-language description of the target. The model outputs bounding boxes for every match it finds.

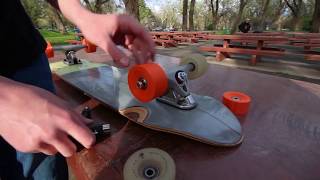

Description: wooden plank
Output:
[205,35,288,41]
[214,44,284,51]
[153,39,177,48]
[305,54,320,61]
[199,46,285,57]
[235,32,286,36]
[293,43,320,47]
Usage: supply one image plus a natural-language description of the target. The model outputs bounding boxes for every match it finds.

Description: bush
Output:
[302,16,312,32]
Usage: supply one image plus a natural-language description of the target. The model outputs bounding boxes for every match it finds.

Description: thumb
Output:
[103,39,130,67]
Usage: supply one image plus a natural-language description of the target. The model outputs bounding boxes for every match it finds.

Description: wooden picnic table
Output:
[235,32,286,36]
[54,54,320,180]
[200,35,288,65]
[150,32,199,45]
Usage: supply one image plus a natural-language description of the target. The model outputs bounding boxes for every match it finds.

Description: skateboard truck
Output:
[128,54,208,110]
[64,50,82,65]
[157,64,197,110]
[45,39,97,64]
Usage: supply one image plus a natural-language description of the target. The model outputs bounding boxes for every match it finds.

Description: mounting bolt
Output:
[137,78,147,89]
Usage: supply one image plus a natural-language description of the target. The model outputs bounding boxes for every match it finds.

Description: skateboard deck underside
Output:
[50,60,243,146]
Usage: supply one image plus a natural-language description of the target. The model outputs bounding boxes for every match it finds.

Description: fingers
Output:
[117,15,155,62]
[41,112,95,157]
[51,133,77,157]
[103,38,130,67]
[38,143,58,156]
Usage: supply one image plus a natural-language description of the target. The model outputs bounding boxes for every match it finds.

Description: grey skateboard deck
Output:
[50,58,243,146]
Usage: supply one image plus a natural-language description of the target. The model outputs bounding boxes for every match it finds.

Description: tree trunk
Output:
[210,0,219,30]
[258,0,271,31]
[49,6,67,34]
[284,0,303,31]
[231,0,247,34]
[311,0,320,32]
[189,0,196,31]
[123,0,140,21]
[291,16,302,31]
[182,0,188,31]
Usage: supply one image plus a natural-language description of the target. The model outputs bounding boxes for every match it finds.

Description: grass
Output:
[39,29,77,45]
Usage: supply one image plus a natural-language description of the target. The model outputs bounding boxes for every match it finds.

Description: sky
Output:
[145,0,164,13]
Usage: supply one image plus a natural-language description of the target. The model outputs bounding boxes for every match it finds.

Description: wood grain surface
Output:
[54,55,320,180]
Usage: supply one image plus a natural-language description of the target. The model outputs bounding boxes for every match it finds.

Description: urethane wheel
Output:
[128,63,168,102]
[123,148,176,180]
[223,91,251,116]
[180,54,208,79]
[82,39,97,53]
[45,41,54,58]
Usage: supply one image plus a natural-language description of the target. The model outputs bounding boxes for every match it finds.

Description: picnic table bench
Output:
[200,35,288,65]
[235,32,286,36]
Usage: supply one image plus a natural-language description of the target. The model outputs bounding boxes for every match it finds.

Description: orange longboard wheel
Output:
[128,63,168,102]
[45,41,54,58]
[82,39,97,53]
[223,91,251,116]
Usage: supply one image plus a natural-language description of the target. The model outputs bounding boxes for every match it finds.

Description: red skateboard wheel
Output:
[128,63,168,102]
[223,91,251,116]
[45,41,54,58]
[82,39,97,53]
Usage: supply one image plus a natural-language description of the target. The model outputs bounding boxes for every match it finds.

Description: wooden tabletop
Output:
[55,55,320,180]
[206,35,288,41]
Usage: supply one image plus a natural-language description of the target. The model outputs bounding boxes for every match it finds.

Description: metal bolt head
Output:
[137,78,147,89]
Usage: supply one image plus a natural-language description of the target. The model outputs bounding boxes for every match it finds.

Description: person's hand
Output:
[0,79,95,157]
[78,14,155,67]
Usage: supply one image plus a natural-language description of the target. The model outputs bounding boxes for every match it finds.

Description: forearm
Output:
[0,76,32,101]
[57,0,94,30]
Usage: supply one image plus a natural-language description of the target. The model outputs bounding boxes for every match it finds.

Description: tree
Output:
[189,0,196,30]
[270,0,286,30]
[47,5,67,34]
[231,0,248,33]
[182,0,188,30]
[139,0,160,29]
[82,0,115,13]
[210,0,219,30]
[258,0,271,30]
[311,0,320,32]
[284,0,304,31]
[123,0,140,21]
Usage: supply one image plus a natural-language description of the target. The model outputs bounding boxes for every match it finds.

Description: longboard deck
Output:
[50,59,243,146]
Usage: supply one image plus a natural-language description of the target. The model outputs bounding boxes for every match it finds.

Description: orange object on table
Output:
[223,91,251,116]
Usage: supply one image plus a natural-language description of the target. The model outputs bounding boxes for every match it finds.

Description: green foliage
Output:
[206,23,214,30]
[215,29,231,34]
[40,30,76,45]
[139,0,152,20]
[302,16,312,31]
